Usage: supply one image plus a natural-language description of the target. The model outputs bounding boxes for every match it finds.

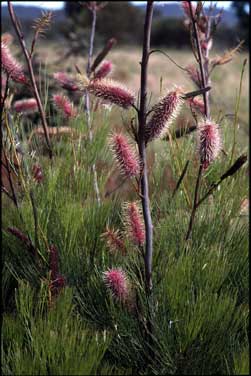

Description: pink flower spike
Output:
[145,88,183,143]
[13,98,38,114]
[52,94,77,118]
[86,79,135,109]
[94,60,113,80]
[124,202,145,246]
[197,120,221,170]
[1,42,27,84]
[110,133,140,178]
[53,72,79,91]
[103,268,129,302]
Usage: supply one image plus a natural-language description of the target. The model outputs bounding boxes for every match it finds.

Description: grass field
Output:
[2,35,249,376]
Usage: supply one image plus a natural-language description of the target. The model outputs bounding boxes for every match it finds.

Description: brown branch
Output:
[8,1,52,159]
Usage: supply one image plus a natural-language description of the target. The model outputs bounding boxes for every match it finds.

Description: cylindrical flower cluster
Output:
[103,268,129,302]
[1,42,27,84]
[53,72,79,91]
[52,94,77,118]
[145,88,183,143]
[85,79,135,109]
[197,120,221,170]
[13,98,38,114]
[101,228,126,255]
[110,133,140,178]
[94,60,112,80]
[123,202,145,246]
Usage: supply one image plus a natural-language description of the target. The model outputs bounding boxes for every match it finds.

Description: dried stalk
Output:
[7,1,52,159]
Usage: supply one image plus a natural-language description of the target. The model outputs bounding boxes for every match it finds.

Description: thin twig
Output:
[104,177,128,198]
[8,1,52,159]
[172,160,190,198]
[148,49,187,71]
[181,86,211,100]
[196,154,247,208]
[164,125,197,141]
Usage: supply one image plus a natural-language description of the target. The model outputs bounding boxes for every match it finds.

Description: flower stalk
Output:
[137,0,154,294]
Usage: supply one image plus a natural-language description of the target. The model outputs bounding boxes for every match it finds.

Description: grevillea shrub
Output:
[2,1,248,375]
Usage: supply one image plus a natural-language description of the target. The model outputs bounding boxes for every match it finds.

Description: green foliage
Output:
[2,282,111,375]
[64,1,143,45]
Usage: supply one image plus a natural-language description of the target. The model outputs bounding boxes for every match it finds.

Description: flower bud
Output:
[110,133,140,178]
[1,42,27,84]
[123,202,145,246]
[103,268,129,302]
[52,94,77,118]
[197,120,221,170]
[13,98,38,114]
[145,88,183,143]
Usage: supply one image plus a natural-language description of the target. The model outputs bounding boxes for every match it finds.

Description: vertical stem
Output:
[185,2,211,241]
[204,15,211,117]
[138,0,154,294]
[8,1,52,160]
[188,2,209,118]
[85,8,101,206]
